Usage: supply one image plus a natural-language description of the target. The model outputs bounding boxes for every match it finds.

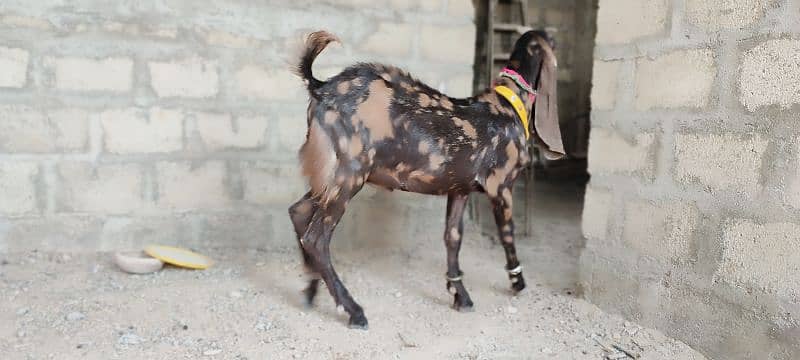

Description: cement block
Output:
[718,220,800,299]
[579,255,640,317]
[581,185,613,240]
[156,161,230,210]
[102,21,178,39]
[275,115,308,153]
[234,64,302,101]
[101,107,183,154]
[447,0,474,18]
[739,39,800,111]
[685,0,772,31]
[2,216,103,252]
[0,14,53,30]
[587,128,655,176]
[200,28,260,48]
[100,216,190,251]
[242,162,306,205]
[445,73,473,98]
[48,56,132,92]
[622,200,697,262]
[590,60,621,110]
[198,212,275,248]
[674,133,767,196]
[419,24,475,63]
[664,288,778,360]
[789,143,800,209]
[0,46,28,88]
[148,57,219,98]
[359,22,413,57]
[635,49,716,110]
[0,106,89,153]
[394,0,445,12]
[194,112,268,151]
[595,0,669,45]
[0,162,39,216]
[57,162,146,214]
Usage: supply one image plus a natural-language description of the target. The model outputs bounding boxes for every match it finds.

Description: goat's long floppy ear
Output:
[533,36,565,160]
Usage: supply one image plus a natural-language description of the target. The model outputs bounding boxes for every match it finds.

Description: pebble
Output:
[118,333,143,345]
[507,306,518,314]
[229,291,243,299]
[66,311,86,322]
[394,292,402,298]
[203,349,222,356]
[17,307,30,316]
[255,320,271,331]
[17,330,26,338]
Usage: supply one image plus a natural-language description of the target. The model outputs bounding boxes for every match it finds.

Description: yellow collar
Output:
[494,85,530,139]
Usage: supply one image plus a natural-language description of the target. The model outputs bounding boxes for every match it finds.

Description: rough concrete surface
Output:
[0,244,705,360]
[0,175,709,359]
[584,0,800,358]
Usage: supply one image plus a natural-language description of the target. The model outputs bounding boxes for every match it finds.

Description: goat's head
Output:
[507,30,556,89]
[507,30,565,160]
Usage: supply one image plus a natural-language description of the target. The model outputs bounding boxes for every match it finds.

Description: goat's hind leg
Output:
[289,191,321,306]
[301,187,368,329]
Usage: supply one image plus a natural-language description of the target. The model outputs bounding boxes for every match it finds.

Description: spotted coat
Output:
[288,30,563,329]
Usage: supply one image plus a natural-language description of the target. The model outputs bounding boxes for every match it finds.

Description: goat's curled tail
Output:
[294,30,339,96]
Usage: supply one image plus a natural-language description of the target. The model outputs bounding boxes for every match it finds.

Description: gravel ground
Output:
[0,181,706,359]
[0,242,705,360]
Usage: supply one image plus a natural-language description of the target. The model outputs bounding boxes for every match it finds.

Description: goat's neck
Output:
[494,77,534,112]
[471,77,534,152]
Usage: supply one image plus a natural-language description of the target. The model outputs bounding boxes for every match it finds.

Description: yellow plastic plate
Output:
[144,245,213,270]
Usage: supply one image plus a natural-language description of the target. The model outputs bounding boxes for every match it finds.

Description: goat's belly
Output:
[366,167,468,195]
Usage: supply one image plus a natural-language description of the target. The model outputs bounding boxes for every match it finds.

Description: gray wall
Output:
[581,0,800,358]
[0,0,476,252]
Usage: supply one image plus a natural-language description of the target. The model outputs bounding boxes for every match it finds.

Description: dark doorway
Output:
[470,0,598,246]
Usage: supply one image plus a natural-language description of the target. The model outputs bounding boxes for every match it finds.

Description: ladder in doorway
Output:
[484,0,532,84]
[471,0,538,240]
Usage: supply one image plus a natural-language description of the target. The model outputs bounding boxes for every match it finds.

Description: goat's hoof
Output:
[302,289,316,308]
[510,275,527,294]
[348,314,369,330]
[454,303,475,312]
[452,295,474,312]
[302,279,320,308]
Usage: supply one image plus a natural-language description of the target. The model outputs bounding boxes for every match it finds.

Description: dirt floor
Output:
[0,180,706,360]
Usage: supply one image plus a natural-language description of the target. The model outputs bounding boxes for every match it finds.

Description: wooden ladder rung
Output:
[493,53,510,61]
[493,23,532,33]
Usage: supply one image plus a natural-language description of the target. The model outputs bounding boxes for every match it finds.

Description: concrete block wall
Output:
[581,0,800,358]
[0,0,476,253]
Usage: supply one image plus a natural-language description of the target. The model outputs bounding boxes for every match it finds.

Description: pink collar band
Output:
[500,68,535,93]
[499,68,536,103]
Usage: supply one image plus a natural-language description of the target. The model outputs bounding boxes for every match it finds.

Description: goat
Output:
[288,29,564,329]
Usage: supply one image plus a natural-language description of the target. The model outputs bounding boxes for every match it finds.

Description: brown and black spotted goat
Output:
[288,29,564,329]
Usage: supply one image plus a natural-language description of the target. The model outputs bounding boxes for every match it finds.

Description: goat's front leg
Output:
[443,193,473,311]
[489,186,526,294]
